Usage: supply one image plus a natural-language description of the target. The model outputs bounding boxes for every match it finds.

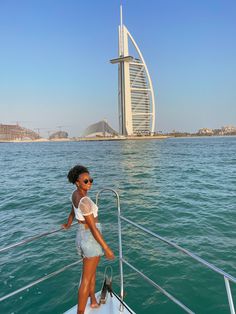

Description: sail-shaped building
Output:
[111,5,156,136]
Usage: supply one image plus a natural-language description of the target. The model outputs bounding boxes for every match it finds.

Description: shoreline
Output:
[1,134,235,143]
[0,135,169,143]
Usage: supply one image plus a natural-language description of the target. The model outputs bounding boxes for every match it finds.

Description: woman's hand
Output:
[61,223,70,230]
[104,247,115,260]
[62,207,75,230]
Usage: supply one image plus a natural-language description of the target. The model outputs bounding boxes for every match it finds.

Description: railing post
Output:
[117,192,124,311]
[96,188,124,311]
[224,277,235,314]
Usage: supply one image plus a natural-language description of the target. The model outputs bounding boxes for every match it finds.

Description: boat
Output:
[64,292,134,314]
[0,188,235,314]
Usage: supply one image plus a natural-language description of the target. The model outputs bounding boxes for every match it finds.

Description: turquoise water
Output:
[0,137,235,314]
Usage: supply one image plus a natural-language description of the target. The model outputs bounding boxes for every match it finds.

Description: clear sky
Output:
[0,0,236,137]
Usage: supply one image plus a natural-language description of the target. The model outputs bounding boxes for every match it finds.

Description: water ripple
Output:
[0,137,235,314]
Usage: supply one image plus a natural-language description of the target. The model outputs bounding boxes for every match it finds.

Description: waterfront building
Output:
[0,124,40,141]
[49,131,68,140]
[110,4,156,136]
[82,120,117,138]
[198,128,214,135]
[221,125,236,134]
[198,125,236,136]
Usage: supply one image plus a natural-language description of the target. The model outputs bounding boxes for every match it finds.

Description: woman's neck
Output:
[77,188,87,198]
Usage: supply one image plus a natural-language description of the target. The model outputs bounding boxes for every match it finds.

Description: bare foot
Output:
[90,302,100,308]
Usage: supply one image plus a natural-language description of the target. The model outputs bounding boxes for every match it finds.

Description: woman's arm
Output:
[84,214,115,260]
[62,206,75,229]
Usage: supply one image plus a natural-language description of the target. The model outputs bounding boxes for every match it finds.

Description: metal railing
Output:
[0,188,235,314]
[0,222,77,253]
[0,259,82,302]
[0,222,81,303]
[96,188,236,314]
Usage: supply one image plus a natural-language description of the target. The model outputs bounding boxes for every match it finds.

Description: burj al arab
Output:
[110,4,156,136]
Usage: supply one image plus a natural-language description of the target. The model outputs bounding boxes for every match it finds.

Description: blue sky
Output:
[0,0,235,137]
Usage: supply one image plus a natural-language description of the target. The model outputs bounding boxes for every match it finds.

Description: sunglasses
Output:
[83,178,93,184]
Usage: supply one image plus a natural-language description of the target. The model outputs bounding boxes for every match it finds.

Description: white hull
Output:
[64,291,135,314]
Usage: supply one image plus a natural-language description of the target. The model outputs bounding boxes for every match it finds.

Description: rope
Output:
[99,265,134,314]
[111,290,134,314]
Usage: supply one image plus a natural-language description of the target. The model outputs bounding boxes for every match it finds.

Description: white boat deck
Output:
[64,292,135,314]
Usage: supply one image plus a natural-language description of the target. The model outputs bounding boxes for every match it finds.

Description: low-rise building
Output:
[83,120,118,138]
[49,131,68,140]
[221,125,236,134]
[0,124,40,141]
[198,128,214,135]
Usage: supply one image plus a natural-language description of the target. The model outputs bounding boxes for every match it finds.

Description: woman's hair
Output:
[67,165,89,184]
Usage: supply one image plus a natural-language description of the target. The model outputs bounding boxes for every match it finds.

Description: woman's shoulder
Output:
[79,196,94,204]
[71,190,81,208]
[79,196,98,208]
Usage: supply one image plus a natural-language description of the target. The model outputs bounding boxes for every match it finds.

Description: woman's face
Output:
[76,172,93,191]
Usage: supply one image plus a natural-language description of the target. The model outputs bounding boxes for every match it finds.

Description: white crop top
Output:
[71,194,98,221]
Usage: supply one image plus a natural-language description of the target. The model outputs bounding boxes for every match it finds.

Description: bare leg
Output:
[89,271,100,307]
[77,256,100,314]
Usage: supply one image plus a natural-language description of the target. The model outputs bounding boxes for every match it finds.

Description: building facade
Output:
[111,5,156,136]
[82,120,118,138]
[0,124,40,141]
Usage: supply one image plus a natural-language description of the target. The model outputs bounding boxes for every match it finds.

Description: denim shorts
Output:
[75,223,104,258]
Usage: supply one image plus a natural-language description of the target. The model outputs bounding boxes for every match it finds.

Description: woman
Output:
[62,165,115,314]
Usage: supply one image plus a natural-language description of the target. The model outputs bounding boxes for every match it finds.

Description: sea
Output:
[0,136,235,314]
